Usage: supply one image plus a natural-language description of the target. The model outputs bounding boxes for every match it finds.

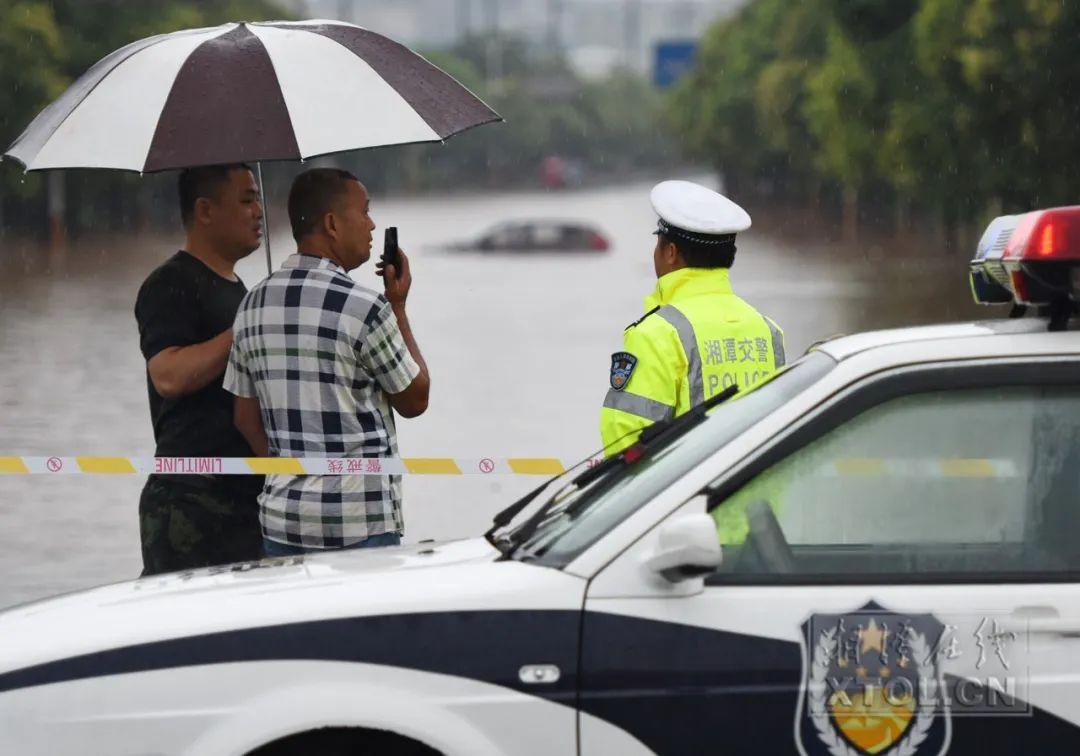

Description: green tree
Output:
[752,1,829,195]
[878,0,982,227]
[49,0,290,78]
[0,2,66,202]
[666,0,832,196]
[389,37,674,191]
[666,0,777,191]
[0,0,291,234]
[582,72,674,172]
[945,0,1080,210]
[665,0,1080,233]
[801,25,879,233]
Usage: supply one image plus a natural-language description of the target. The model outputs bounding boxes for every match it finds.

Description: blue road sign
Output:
[653,40,698,88]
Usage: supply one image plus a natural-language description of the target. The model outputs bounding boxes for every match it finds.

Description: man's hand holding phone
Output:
[375,225,428,420]
[376,226,412,307]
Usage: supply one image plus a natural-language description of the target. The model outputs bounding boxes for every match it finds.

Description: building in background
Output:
[283,0,748,79]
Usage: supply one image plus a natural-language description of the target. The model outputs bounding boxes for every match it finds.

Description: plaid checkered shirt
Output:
[224,253,420,548]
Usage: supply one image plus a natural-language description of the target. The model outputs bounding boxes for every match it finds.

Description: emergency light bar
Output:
[970,206,1080,326]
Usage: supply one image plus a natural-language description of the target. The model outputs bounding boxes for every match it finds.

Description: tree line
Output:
[0,3,674,239]
[0,1,296,236]
[258,34,676,204]
[665,0,1080,237]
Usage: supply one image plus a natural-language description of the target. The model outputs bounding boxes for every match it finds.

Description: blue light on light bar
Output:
[970,214,1019,304]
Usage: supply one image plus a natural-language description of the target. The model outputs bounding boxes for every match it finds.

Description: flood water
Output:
[0,175,987,608]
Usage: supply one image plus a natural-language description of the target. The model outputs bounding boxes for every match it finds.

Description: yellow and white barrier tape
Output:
[817,458,1019,479]
[0,456,583,476]
[0,456,1019,478]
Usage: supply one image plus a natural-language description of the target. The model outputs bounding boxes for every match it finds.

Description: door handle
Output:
[1006,606,1080,637]
[1011,605,1060,619]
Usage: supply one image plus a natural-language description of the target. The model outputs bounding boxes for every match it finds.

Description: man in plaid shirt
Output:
[225,169,430,555]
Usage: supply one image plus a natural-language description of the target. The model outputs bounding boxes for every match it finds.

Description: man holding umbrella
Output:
[134,164,266,575]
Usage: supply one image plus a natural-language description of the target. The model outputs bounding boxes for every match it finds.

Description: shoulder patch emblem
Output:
[609,351,638,391]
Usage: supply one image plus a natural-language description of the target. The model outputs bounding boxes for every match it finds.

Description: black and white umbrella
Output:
[3,20,501,269]
[5,20,500,172]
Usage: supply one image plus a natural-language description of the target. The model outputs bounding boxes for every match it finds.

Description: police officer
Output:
[600,180,785,454]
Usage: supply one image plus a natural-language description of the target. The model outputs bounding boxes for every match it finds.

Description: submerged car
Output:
[1,208,1080,755]
[451,220,610,253]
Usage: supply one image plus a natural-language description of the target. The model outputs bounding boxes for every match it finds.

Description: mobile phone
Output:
[382,227,400,278]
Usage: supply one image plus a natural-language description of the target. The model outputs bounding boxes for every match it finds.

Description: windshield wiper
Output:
[484,431,651,555]
[483,447,621,554]
[484,475,555,555]
[482,408,674,552]
[498,384,739,558]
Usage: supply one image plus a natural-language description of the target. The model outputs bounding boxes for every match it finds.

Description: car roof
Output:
[484,219,600,232]
[815,317,1080,362]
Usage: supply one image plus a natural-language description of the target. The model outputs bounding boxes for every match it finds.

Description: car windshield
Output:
[510,351,835,567]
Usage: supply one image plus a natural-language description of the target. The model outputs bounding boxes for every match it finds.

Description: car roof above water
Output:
[484,218,601,232]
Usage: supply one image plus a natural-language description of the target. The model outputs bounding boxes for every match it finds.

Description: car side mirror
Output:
[644,514,722,583]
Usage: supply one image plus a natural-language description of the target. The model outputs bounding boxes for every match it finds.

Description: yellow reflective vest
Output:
[599,267,785,455]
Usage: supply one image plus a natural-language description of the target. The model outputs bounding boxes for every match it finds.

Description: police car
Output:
[1,208,1079,756]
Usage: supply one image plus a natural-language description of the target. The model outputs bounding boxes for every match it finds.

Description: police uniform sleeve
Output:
[599,323,679,455]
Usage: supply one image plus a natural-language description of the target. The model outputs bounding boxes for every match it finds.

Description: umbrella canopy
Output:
[4,20,501,173]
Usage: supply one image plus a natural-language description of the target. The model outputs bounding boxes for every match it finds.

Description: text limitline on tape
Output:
[0,456,581,476]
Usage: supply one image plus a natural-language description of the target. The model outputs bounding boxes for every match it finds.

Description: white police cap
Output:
[650,180,751,244]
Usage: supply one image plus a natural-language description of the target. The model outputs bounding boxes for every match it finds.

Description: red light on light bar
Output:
[1007,205,1080,261]
[1038,222,1057,257]
[1009,269,1031,303]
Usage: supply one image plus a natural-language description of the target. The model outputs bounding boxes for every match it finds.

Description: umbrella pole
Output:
[257,161,272,274]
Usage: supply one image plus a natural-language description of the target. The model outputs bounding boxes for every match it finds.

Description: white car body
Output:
[1,317,1079,755]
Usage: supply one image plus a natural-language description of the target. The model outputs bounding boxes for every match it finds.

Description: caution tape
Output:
[818,458,1018,479]
[0,456,584,476]
[0,456,1018,478]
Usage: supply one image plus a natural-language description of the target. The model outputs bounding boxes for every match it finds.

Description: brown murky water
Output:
[0,176,987,608]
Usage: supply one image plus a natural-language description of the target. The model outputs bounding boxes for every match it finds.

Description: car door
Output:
[578,357,1080,756]
[530,223,562,250]
[479,224,526,250]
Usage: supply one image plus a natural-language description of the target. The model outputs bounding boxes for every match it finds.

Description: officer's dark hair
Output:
[660,233,737,269]
[288,168,361,242]
[178,163,253,228]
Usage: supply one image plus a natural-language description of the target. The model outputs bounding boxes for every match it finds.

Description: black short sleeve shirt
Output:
[135,251,254,461]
